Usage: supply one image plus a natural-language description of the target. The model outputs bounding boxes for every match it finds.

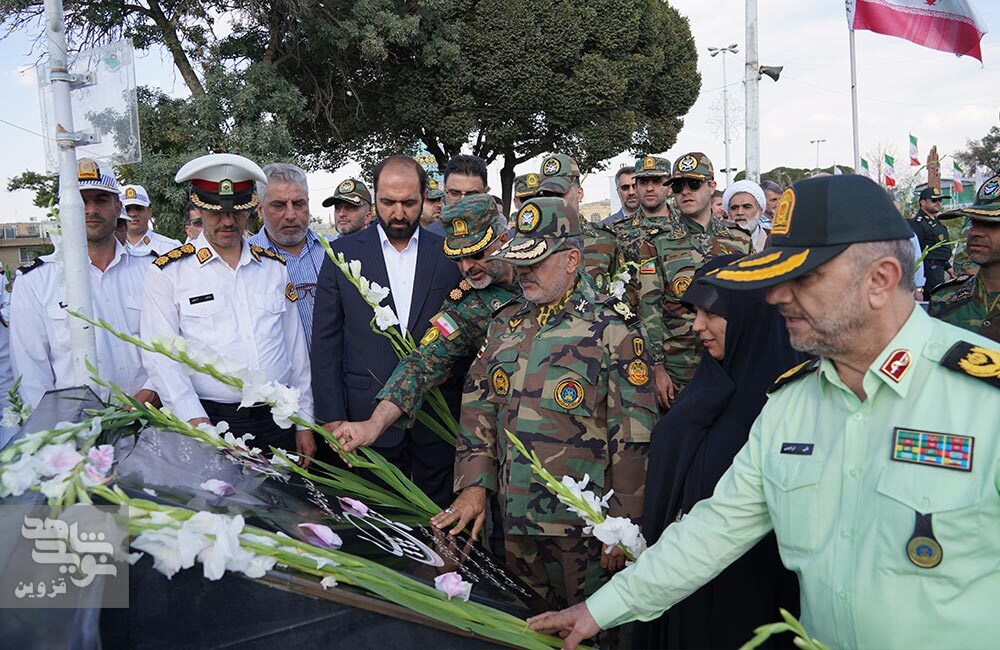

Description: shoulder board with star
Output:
[17,257,44,275]
[606,299,640,326]
[250,244,286,265]
[767,358,820,394]
[939,341,1000,390]
[153,243,196,268]
[446,279,474,304]
[928,275,973,302]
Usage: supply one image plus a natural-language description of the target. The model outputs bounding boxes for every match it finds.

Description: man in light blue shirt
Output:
[248,163,328,346]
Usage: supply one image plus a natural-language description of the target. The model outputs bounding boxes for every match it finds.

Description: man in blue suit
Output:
[311,155,464,507]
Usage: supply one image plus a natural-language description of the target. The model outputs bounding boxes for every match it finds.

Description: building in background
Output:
[0,220,52,270]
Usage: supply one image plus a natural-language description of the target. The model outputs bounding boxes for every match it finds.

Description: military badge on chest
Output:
[627,337,650,386]
[491,367,510,396]
[554,378,584,409]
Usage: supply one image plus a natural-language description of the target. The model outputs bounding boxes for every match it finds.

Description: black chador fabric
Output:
[633,254,804,650]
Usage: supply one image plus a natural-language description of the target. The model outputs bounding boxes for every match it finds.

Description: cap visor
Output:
[940,206,1000,221]
[492,236,556,266]
[680,281,724,316]
[701,244,847,290]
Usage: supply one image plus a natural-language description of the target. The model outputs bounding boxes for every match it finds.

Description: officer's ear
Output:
[865,253,905,309]
[564,247,582,273]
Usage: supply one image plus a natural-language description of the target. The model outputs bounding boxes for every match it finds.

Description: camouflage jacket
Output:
[928,274,1000,343]
[455,273,657,538]
[376,279,520,424]
[581,221,617,291]
[658,215,750,386]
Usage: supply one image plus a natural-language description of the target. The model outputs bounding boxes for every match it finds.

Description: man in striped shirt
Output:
[248,163,329,347]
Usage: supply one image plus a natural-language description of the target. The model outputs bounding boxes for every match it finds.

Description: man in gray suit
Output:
[602,165,640,225]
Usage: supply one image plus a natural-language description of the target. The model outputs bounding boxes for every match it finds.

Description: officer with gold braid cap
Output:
[140,153,316,464]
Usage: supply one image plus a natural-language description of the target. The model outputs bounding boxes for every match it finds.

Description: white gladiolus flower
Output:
[1,405,21,428]
[348,260,362,280]
[608,280,626,300]
[366,281,390,304]
[0,454,39,497]
[560,474,612,520]
[39,475,72,500]
[183,511,247,581]
[373,305,399,331]
[34,443,83,477]
[588,516,647,558]
[320,576,338,590]
[240,379,300,429]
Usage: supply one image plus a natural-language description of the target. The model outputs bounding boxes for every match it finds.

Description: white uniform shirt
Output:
[9,242,151,408]
[377,224,419,335]
[127,227,182,258]
[140,234,314,423]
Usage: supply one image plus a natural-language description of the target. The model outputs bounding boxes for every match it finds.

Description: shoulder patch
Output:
[251,244,286,265]
[940,341,1000,389]
[153,243,196,268]
[768,358,820,394]
[17,257,44,275]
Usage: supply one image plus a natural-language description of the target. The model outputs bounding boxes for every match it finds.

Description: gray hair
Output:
[257,162,308,198]
[849,239,916,290]
[760,180,782,194]
[561,235,585,253]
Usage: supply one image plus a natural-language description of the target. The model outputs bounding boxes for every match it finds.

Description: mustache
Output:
[519,273,539,284]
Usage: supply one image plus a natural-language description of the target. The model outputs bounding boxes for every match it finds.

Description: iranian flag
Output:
[884,154,896,188]
[861,158,871,178]
[909,134,919,166]
[846,0,988,62]
[953,161,964,194]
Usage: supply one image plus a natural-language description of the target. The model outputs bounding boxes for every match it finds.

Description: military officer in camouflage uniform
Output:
[659,152,750,389]
[331,195,519,452]
[929,175,1000,342]
[438,197,657,609]
[512,172,542,212]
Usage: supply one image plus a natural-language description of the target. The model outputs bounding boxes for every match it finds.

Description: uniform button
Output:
[838,591,848,601]
[848,468,859,478]
[840,528,851,539]
[853,412,863,421]
[782,478,788,487]
[921,496,931,508]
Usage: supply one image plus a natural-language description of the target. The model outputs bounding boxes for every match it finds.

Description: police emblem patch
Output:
[219,179,234,196]
[420,327,439,346]
[338,179,356,194]
[906,535,943,569]
[770,188,795,236]
[678,155,698,172]
[642,156,656,171]
[78,160,99,180]
[542,157,561,176]
[517,205,541,232]
[673,275,691,296]
[428,178,439,190]
[491,367,510,396]
[627,358,649,386]
[554,378,584,409]
[285,282,298,302]
[452,218,469,236]
[124,187,137,199]
[197,247,212,263]
[891,427,973,472]
[879,349,911,383]
[980,177,999,198]
[526,173,540,189]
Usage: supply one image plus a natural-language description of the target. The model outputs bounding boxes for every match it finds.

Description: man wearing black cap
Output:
[910,186,952,292]
[528,174,1000,649]
[323,178,373,236]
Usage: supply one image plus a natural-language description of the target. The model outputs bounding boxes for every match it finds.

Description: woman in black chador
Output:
[633,254,803,649]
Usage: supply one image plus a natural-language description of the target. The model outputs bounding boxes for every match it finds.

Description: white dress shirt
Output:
[140,234,314,423]
[377,224,420,335]
[9,241,151,408]
[127,227,182,258]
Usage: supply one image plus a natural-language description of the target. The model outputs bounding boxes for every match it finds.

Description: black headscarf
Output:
[634,253,805,649]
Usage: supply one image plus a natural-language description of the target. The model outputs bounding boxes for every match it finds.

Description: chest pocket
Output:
[125,300,142,336]
[763,452,826,554]
[539,348,602,418]
[180,294,226,320]
[47,304,70,349]
[486,346,519,406]
[874,462,991,579]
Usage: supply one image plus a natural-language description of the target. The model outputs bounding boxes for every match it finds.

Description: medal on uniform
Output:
[627,359,649,386]
[906,512,943,569]
[491,367,510,396]
[891,427,973,472]
[554,378,584,409]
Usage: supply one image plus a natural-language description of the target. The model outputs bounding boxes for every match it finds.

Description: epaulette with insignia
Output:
[608,299,639,326]
[153,243,196,268]
[928,275,972,302]
[250,244,286,265]
[17,258,44,275]
[940,341,1000,389]
[767,358,820,394]
[447,279,473,304]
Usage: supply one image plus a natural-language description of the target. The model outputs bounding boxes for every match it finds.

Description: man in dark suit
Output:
[311,155,464,507]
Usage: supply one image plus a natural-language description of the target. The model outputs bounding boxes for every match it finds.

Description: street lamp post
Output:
[709,44,739,186]
[810,139,827,172]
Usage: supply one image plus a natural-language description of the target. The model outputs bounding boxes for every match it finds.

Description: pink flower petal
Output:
[338,497,369,518]
[298,522,343,548]
[434,571,472,601]
[199,479,236,496]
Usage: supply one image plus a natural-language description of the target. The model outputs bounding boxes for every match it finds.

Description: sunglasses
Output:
[929,197,943,203]
[670,179,704,193]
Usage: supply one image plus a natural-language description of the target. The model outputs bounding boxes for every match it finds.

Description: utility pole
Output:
[709,43,740,186]
[745,0,760,183]
[810,139,827,171]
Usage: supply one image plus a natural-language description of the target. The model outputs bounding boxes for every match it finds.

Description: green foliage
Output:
[6,170,58,208]
[956,125,1000,175]
[734,166,855,188]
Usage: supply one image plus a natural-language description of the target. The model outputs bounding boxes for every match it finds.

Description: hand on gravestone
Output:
[430,486,487,539]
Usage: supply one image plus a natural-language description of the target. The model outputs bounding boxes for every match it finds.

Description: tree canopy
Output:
[956,125,1000,177]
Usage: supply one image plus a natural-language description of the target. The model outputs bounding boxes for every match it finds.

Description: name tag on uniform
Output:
[189,294,215,305]
[780,442,814,455]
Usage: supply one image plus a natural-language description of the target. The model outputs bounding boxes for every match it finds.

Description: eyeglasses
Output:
[670,178,704,193]
[295,283,317,298]
[446,189,480,200]
[187,219,203,227]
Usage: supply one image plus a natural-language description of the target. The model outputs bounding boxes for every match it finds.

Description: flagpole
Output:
[849,28,861,172]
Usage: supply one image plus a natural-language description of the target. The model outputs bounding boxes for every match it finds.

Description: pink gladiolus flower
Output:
[200,479,236,497]
[87,445,115,475]
[338,497,369,518]
[434,572,472,602]
[298,523,343,548]
[34,443,83,477]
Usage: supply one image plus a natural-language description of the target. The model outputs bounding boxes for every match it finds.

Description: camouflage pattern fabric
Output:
[376,279,520,424]
[455,272,656,540]
[581,220,617,291]
[658,214,750,387]
[929,274,1000,343]
[504,533,605,609]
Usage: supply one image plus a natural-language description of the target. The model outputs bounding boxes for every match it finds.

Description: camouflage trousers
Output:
[504,534,605,610]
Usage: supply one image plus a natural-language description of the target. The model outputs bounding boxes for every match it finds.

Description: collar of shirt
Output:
[191,232,258,268]
[376,222,420,253]
[100,240,131,273]
[817,304,927,400]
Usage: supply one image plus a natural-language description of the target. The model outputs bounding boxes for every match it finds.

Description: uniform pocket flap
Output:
[47,304,67,320]
[180,294,225,318]
[763,453,824,492]
[875,465,979,514]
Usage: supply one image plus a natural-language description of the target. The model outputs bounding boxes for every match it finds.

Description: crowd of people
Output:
[3,145,1000,648]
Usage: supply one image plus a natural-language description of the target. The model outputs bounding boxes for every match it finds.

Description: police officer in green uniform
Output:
[930,175,1000,342]
[910,186,953,292]
[330,194,518,451]
[528,174,1000,650]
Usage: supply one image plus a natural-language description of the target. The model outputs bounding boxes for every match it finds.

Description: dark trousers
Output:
[201,400,295,453]
[374,433,455,510]
[924,261,950,294]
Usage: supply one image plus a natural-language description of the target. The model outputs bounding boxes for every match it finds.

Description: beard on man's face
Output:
[377,211,419,241]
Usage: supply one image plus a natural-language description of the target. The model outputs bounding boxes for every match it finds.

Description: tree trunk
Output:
[146,0,206,98]
[499,151,517,216]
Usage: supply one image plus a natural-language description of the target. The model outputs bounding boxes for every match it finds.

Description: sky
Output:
[0,0,998,222]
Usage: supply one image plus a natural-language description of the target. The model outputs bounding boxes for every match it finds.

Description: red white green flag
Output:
[846,0,987,63]
[884,154,896,188]
[909,134,919,166]
[953,161,964,194]
[861,158,871,178]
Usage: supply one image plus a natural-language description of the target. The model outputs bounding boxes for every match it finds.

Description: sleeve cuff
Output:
[173,397,208,423]
[586,578,635,630]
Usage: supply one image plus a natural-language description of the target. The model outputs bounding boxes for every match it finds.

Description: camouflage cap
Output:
[632,155,672,179]
[492,197,581,266]
[940,174,1000,223]
[537,154,582,194]
[441,194,503,259]
[514,173,543,200]
[670,152,714,181]
[427,176,445,201]
[321,178,372,208]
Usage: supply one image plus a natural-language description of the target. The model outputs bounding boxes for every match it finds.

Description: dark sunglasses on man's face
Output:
[670,178,704,193]
[930,197,943,203]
